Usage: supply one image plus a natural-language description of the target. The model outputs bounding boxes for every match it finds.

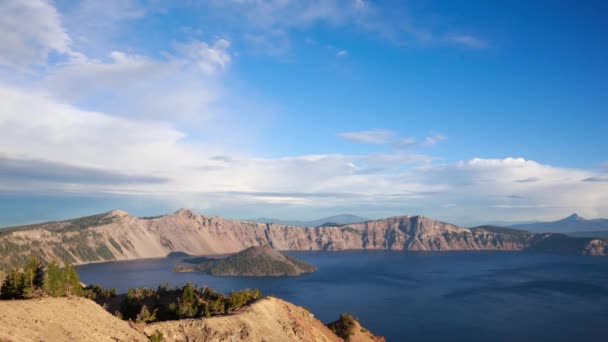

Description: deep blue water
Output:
[76,251,608,341]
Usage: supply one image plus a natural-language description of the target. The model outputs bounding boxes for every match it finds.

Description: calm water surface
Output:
[76,251,608,341]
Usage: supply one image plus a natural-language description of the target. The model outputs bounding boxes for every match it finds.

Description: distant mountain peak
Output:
[562,213,586,221]
[174,208,195,216]
[107,209,129,217]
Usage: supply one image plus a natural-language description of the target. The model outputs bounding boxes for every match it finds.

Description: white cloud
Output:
[0,0,72,67]
[175,39,231,74]
[410,157,608,221]
[336,50,348,57]
[338,129,395,144]
[42,39,231,120]
[340,131,447,149]
[421,133,447,146]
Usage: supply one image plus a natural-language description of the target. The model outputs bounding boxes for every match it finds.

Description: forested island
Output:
[175,246,317,276]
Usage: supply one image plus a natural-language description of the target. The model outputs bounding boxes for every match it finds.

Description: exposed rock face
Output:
[177,246,317,276]
[144,296,383,342]
[1,209,607,271]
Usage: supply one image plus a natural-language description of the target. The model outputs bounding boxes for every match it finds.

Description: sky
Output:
[0,0,607,227]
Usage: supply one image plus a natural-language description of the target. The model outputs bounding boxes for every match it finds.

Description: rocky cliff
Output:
[1,209,606,271]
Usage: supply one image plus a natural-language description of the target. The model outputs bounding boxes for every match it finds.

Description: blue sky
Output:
[0,0,607,226]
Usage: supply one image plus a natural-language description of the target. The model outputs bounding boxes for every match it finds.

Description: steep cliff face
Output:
[1,209,606,271]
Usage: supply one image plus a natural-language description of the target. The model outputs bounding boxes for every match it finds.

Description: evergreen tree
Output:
[178,283,198,317]
[136,305,158,323]
[22,256,44,297]
[63,263,82,296]
[1,268,24,299]
[44,261,64,296]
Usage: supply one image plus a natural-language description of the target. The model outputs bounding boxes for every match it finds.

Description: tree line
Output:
[0,257,262,325]
[0,257,81,299]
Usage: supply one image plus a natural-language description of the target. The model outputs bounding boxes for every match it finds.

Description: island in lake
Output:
[175,246,317,276]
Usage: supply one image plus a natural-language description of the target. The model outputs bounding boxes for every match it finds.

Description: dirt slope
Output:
[0,297,147,342]
[145,297,382,342]
[0,296,383,342]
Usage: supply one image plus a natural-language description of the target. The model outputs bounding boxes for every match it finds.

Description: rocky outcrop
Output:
[1,209,606,271]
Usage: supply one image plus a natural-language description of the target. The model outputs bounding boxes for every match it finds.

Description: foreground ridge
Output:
[0,296,383,342]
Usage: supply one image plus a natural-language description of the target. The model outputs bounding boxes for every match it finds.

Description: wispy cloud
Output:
[0,0,73,68]
[336,50,348,57]
[421,133,448,146]
[339,130,447,148]
[174,39,232,74]
[338,129,395,144]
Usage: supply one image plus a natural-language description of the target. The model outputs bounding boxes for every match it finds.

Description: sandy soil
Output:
[0,297,147,342]
[0,295,383,342]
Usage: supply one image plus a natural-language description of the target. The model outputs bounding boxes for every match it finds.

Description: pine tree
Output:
[136,305,158,323]
[44,261,64,296]
[1,268,25,299]
[63,263,82,296]
[22,256,44,297]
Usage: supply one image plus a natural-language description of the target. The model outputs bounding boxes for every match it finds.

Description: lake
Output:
[76,251,608,341]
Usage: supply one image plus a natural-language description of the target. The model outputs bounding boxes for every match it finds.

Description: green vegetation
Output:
[0,259,262,327]
[111,282,262,323]
[108,238,123,253]
[0,229,122,273]
[176,246,316,276]
[43,261,82,297]
[0,257,81,299]
[148,331,164,342]
[341,226,361,234]
[327,313,357,340]
[470,225,531,235]
[0,213,118,236]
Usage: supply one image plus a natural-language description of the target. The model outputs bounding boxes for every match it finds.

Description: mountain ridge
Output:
[1,209,607,272]
[510,213,608,233]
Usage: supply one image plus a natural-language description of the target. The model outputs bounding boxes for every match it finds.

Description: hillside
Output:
[510,213,608,233]
[0,297,148,342]
[0,296,382,342]
[177,246,317,276]
[1,209,607,271]
[145,296,384,341]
